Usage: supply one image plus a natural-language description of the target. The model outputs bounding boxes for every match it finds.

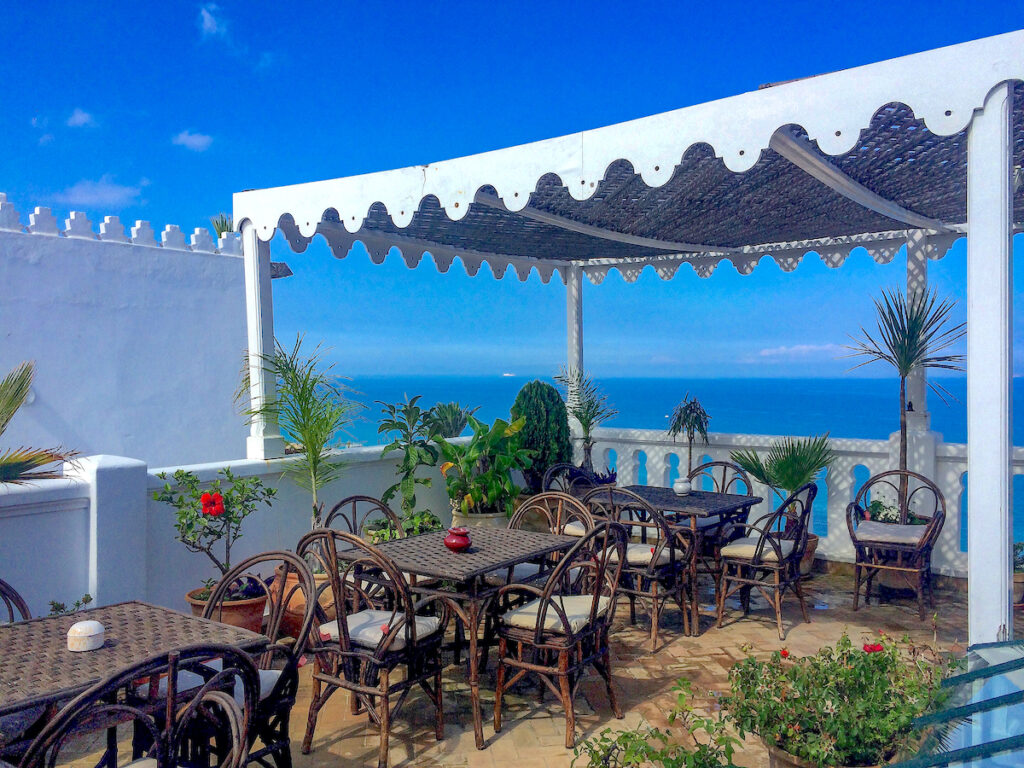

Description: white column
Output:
[566,264,585,460]
[966,82,1014,644]
[241,221,285,459]
[906,230,930,432]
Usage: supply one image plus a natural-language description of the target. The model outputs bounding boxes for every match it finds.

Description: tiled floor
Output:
[292,573,988,768]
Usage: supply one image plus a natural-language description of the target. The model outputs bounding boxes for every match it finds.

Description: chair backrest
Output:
[581,486,688,569]
[324,495,403,540]
[21,644,258,768]
[203,551,316,704]
[297,529,437,660]
[687,460,754,496]
[509,492,594,535]
[852,469,946,528]
[751,482,817,564]
[0,578,30,623]
[523,522,628,641]
[541,463,577,492]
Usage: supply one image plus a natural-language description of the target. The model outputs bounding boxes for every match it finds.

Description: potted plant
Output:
[723,632,955,767]
[427,401,479,439]
[438,415,533,529]
[1014,543,1024,605]
[731,434,834,576]
[153,467,276,632]
[1,361,77,482]
[373,396,443,541]
[846,288,965,507]
[555,367,617,472]
[668,392,711,490]
[511,380,573,492]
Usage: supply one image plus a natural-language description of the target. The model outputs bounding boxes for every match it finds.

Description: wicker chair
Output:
[324,495,403,539]
[0,578,42,764]
[716,483,817,640]
[297,529,447,768]
[203,551,316,768]
[846,469,946,619]
[493,522,628,748]
[22,645,258,768]
[686,461,756,589]
[583,486,694,649]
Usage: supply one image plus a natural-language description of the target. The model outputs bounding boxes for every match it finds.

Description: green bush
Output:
[511,380,572,492]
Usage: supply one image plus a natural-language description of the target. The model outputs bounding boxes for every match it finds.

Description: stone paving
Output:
[291,572,998,768]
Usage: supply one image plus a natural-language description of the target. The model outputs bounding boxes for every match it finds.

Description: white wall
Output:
[0,200,248,467]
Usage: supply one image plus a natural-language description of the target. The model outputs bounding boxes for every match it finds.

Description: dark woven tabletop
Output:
[624,486,762,518]
[0,601,267,716]
[342,528,576,582]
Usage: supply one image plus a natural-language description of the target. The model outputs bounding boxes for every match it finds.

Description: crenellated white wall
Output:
[0,194,248,467]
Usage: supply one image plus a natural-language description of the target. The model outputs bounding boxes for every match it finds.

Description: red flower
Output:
[201,492,225,516]
[200,492,213,505]
[780,649,790,658]
[863,643,883,653]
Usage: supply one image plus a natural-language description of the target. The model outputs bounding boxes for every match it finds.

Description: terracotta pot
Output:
[274,565,335,638]
[799,533,819,577]
[185,589,266,634]
[765,742,881,768]
[1014,572,1024,605]
[451,509,508,530]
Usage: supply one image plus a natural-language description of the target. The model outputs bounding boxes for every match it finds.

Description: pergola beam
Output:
[473,190,739,254]
[769,129,954,233]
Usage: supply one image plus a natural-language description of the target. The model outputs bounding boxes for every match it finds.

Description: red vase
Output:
[444,527,472,552]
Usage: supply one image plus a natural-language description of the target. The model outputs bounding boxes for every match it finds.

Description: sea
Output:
[342,375,1024,543]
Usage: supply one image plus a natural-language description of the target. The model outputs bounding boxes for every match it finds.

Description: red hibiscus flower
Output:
[202,492,225,516]
[780,649,790,658]
[863,643,883,653]
[200,492,213,505]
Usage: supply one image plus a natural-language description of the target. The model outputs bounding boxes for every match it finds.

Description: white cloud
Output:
[66,108,95,127]
[53,175,146,208]
[172,130,213,152]
[38,133,54,146]
[199,4,226,38]
[757,343,844,360]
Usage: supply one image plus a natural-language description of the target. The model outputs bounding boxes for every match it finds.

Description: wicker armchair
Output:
[324,495,403,539]
[203,551,316,768]
[846,469,946,619]
[297,529,447,768]
[583,486,694,648]
[686,461,757,592]
[0,578,43,764]
[716,483,817,640]
[22,645,258,768]
[0,578,30,624]
[494,522,628,748]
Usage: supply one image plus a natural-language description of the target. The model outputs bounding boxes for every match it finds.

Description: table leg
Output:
[466,601,486,749]
[689,518,700,635]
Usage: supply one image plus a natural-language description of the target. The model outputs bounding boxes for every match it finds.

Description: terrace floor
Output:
[293,571,1006,768]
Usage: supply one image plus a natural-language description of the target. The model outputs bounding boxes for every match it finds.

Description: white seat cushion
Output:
[563,521,587,537]
[694,515,721,529]
[137,661,278,704]
[484,562,543,586]
[608,542,671,566]
[320,609,441,650]
[720,536,794,562]
[502,595,610,634]
[854,521,926,546]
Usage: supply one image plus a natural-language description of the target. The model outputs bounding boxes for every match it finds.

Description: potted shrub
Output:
[555,367,617,472]
[511,380,573,492]
[723,632,955,768]
[153,468,276,632]
[667,392,711,488]
[731,434,835,576]
[438,415,533,529]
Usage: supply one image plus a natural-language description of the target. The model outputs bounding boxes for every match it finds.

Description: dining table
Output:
[623,485,762,633]
[334,526,577,750]
[0,601,268,720]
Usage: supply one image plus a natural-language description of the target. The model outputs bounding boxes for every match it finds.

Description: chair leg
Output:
[917,571,926,621]
[793,573,811,624]
[558,651,576,749]
[493,638,507,733]
[434,659,445,741]
[596,643,622,719]
[773,571,785,641]
[377,671,390,768]
[649,582,661,652]
[852,563,862,611]
[628,593,637,625]
[716,570,728,629]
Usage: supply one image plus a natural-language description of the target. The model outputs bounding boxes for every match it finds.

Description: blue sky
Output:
[2,2,1023,377]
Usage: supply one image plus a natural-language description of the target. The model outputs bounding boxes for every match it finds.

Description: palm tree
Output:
[731,434,835,502]
[554,367,618,471]
[1,362,76,483]
[667,393,710,474]
[845,288,965,505]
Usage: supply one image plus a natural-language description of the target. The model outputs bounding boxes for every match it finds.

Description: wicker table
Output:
[0,601,268,717]
[338,527,576,750]
[624,486,762,633]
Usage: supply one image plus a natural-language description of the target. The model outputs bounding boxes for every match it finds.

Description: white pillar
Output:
[966,82,1014,644]
[566,264,584,379]
[241,221,285,459]
[906,230,930,432]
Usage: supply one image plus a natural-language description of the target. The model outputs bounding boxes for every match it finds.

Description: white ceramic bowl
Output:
[67,620,105,652]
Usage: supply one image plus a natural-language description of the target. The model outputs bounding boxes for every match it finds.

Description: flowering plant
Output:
[154,468,276,595]
[723,632,956,766]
